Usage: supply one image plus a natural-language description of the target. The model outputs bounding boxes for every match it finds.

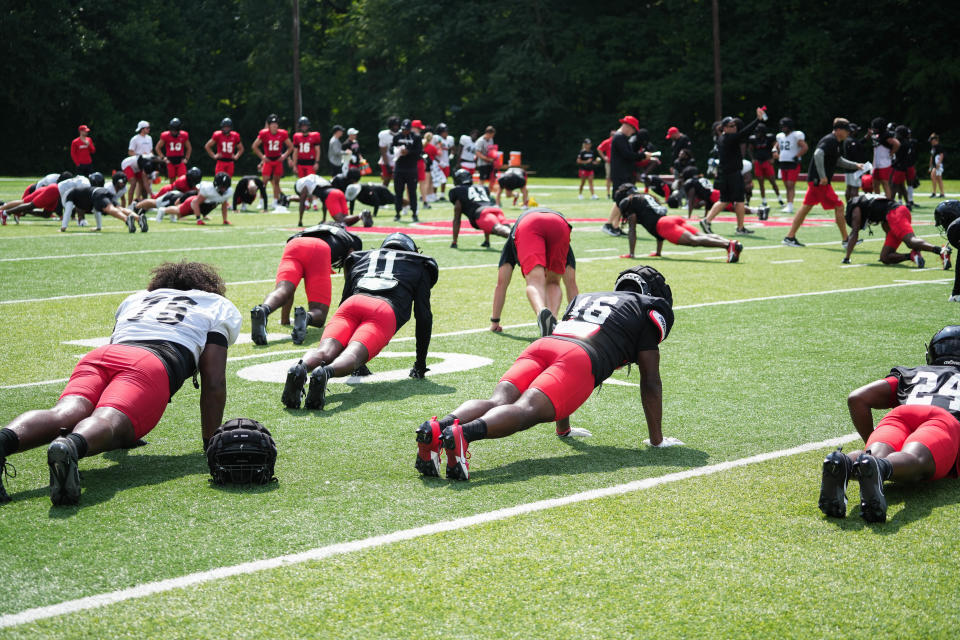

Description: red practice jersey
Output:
[212,130,241,159]
[258,128,289,159]
[293,131,322,162]
[160,130,190,158]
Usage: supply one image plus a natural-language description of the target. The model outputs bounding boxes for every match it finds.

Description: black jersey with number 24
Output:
[889,365,960,422]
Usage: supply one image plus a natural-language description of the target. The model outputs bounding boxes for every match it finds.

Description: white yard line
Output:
[0,432,860,629]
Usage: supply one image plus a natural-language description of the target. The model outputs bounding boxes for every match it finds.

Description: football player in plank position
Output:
[497,166,530,208]
[819,326,960,523]
[934,201,960,301]
[842,193,951,268]
[448,168,511,248]
[281,233,437,410]
[155,166,202,199]
[251,224,362,346]
[416,265,681,480]
[0,261,241,505]
[613,183,743,263]
[293,173,366,227]
[231,175,269,212]
[60,172,148,233]
[489,234,578,333]
[345,181,395,220]
[138,172,233,225]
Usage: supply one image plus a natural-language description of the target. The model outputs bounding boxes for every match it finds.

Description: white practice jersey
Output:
[121,154,154,173]
[873,140,892,169]
[36,173,60,188]
[295,174,330,194]
[58,176,90,201]
[196,181,232,203]
[437,134,455,167]
[459,135,477,163]
[378,129,396,168]
[107,181,127,200]
[112,289,241,365]
[775,131,805,163]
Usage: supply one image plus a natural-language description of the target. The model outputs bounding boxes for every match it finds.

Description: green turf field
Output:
[0,176,958,638]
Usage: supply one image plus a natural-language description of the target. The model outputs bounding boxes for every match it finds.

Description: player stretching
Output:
[448,169,511,248]
[415,265,682,480]
[281,233,437,410]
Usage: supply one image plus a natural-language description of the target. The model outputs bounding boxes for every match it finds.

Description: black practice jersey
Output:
[357,184,395,206]
[498,169,526,190]
[748,133,775,162]
[66,186,94,212]
[845,194,898,229]
[717,119,759,176]
[392,131,423,173]
[684,177,714,202]
[889,365,960,422]
[577,150,597,166]
[893,138,917,170]
[289,223,360,268]
[91,187,118,212]
[807,133,843,182]
[671,134,692,160]
[618,193,665,238]
[843,135,871,164]
[341,249,438,363]
[449,184,495,226]
[551,291,674,386]
[498,236,575,269]
[233,176,267,208]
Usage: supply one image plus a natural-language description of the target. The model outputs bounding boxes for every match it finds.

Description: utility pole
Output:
[712,0,722,120]
[292,0,302,122]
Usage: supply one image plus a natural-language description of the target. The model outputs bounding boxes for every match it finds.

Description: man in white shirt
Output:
[458,129,479,175]
[128,120,153,156]
[774,117,807,213]
[378,117,400,186]
[435,123,455,196]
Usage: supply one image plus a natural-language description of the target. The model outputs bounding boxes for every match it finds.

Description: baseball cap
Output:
[721,117,736,127]
[619,115,639,130]
[78,125,90,133]
[136,120,150,132]
[411,119,425,130]
[665,126,679,139]
[347,127,359,135]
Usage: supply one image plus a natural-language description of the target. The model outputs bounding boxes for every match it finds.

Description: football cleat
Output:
[854,452,888,523]
[281,361,307,409]
[442,420,470,480]
[699,219,712,234]
[735,227,754,235]
[415,417,443,477]
[126,213,137,233]
[196,219,206,225]
[0,455,13,504]
[941,245,952,270]
[1,210,7,226]
[537,308,557,337]
[250,305,268,345]
[601,223,619,237]
[818,447,851,518]
[304,367,330,410]
[291,306,308,345]
[727,241,743,263]
[351,363,372,376]
[782,236,804,247]
[480,240,490,248]
[138,213,149,233]
[411,213,419,223]
[47,437,81,506]
[361,209,373,228]
[910,250,925,269]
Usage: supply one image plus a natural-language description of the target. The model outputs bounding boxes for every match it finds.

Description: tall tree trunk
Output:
[292,0,302,122]
[712,0,721,120]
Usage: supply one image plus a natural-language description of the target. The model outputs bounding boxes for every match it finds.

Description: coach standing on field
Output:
[603,116,649,236]
[392,119,423,223]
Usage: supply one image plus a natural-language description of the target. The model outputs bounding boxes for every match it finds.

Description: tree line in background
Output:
[2,0,957,178]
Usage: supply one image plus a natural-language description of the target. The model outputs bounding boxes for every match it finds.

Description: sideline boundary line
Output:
[0,432,859,629]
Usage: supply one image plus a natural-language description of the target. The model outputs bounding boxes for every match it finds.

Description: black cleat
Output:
[282,361,307,408]
[304,367,330,410]
[47,437,81,506]
[291,306,308,345]
[411,213,420,223]
[251,305,268,345]
[480,240,490,248]
[818,447,851,518]
[351,363,372,377]
[361,209,373,228]
[137,212,149,233]
[126,213,137,233]
[854,453,888,523]
[0,455,14,504]
[537,308,557,337]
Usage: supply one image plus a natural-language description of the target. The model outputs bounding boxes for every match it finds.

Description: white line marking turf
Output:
[0,432,860,629]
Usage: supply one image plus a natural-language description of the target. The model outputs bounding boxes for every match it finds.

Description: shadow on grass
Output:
[492,331,536,344]
[445,437,711,488]
[821,477,960,533]
[283,378,458,417]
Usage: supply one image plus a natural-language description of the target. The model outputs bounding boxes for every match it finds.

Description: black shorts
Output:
[499,174,525,190]
[715,174,745,203]
[478,164,493,180]
[92,191,114,212]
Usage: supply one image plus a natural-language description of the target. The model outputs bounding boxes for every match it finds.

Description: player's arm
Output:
[889,137,901,154]
[299,188,308,219]
[847,379,896,443]
[258,179,268,211]
[490,264,513,332]
[282,137,294,161]
[251,136,265,161]
[843,210,861,263]
[235,139,245,161]
[198,341,229,447]
[204,138,217,159]
[184,138,192,162]
[636,348,664,446]
[410,275,434,378]
[192,194,206,218]
[155,138,165,160]
[232,185,241,210]
[796,138,808,159]
[451,200,462,247]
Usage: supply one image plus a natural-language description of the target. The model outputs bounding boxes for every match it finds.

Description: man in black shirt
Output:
[603,115,653,236]
[282,233,437,410]
[934,200,960,300]
[666,126,693,186]
[747,123,782,207]
[783,118,863,247]
[841,194,950,267]
[448,169,511,248]
[415,265,682,481]
[841,124,871,201]
[497,167,529,207]
[391,119,423,222]
[702,107,767,235]
[345,181,395,219]
[891,125,918,209]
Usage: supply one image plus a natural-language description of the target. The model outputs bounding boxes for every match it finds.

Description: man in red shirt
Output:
[596,129,615,199]
[70,125,96,174]
[252,114,294,211]
[204,118,244,178]
[155,117,192,182]
[291,116,322,178]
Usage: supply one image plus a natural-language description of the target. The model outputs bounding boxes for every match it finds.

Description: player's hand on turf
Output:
[450,241,457,248]
[842,257,850,264]
[490,321,503,333]
[558,427,593,437]
[409,363,429,379]
[643,436,684,448]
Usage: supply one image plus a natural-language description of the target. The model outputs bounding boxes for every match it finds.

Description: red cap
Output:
[78,125,90,133]
[665,126,679,139]
[410,119,424,130]
[619,115,639,130]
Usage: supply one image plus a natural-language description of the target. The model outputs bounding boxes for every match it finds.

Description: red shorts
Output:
[779,166,800,182]
[460,165,476,175]
[22,184,36,199]
[60,345,171,439]
[500,337,596,421]
[276,237,333,305]
[656,216,699,244]
[417,159,426,182]
[891,167,916,185]
[802,183,843,210]
[24,184,60,212]
[867,403,960,480]
[166,160,186,179]
[380,163,393,180]
[441,166,450,177]
[215,160,235,177]
[873,166,892,181]
[262,159,284,179]
[476,207,507,234]
[123,165,140,181]
[710,189,721,204]
[514,210,571,276]
[321,295,397,359]
[324,189,348,218]
[578,169,595,178]
[296,165,316,178]
[754,160,774,178]
[883,205,914,248]
[178,196,198,218]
